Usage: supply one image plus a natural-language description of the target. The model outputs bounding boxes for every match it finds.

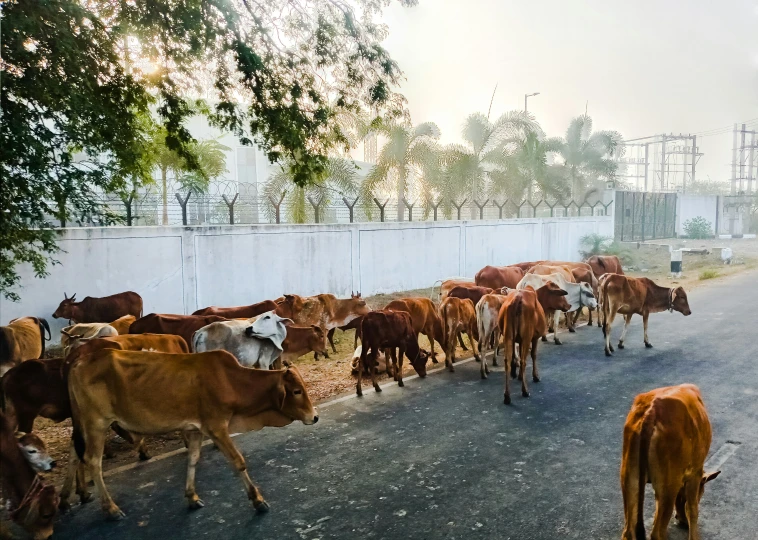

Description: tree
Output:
[1,0,413,300]
[554,115,624,199]
[360,122,441,220]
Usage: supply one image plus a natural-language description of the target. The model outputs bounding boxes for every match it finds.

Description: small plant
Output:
[683,216,713,239]
[699,269,719,280]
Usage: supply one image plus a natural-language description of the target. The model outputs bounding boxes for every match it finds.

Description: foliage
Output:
[2,0,412,300]
[686,179,730,196]
[699,269,719,280]
[682,216,713,239]
[578,233,633,264]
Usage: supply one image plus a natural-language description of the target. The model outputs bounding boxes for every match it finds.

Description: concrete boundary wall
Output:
[0,217,613,343]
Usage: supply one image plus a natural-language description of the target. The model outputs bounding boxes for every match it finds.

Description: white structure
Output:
[0,217,613,343]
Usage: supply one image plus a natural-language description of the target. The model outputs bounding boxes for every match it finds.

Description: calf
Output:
[0,317,51,377]
[586,255,624,278]
[16,431,56,473]
[621,384,719,540]
[439,297,479,372]
[53,291,143,323]
[356,310,429,396]
[475,265,525,290]
[60,323,118,356]
[447,285,494,307]
[475,293,511,378]
[323,315,363,359]
[384,298,445,362]
[350,345,389,376]
[130,313,226,351]
[437,278,476,301]
[0,410,59,540]
[281,325,329,366]
[602,275,691,356]
[66,350,317,519]
[192,300,278,319]
[498,284,570,404]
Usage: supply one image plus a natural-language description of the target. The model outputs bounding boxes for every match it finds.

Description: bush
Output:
[579,234,633,264]
[699,269,719,280]
[683,216,713,239]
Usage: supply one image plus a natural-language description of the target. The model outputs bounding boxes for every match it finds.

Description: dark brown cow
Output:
[384,298,444,361]
[437,279,476,300]
[52,291,143,323]
[586,255,624,278]
[192,300,278,318]
[129,313,226,351]
[498,284,570,404]
[356,310,429,396]
[0,317,51,377]
[447,285,494,307]
[281,325,329,366]
[602,275,692,356]
[0,411,59,540]
[475,265,525,290]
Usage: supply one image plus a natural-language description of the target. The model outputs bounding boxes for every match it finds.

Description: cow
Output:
[0,317,51,377]
[193,312,292,370]
[384,298,445,362]
[475,265,525,290]
[437,278,476,301]
[0,410,59,540]
[192,300,278,319]
[60,323,118,356]
[356,310,430,396]
[447,285,494,307]
[586,255,624,278]
[324,315,363,358]
[601,276,691,356]
[52,291,143,323]
[15,431,57,473]
[439,297,479,372]
[130,313,226,351]
[350,345,389,376]
[65,349,317,519]
[528,264,576,282]
[498,284,570,404]
[620,384,719,540]
[517,273,597,344]
[476,293,511,377]
[281,324,329,366]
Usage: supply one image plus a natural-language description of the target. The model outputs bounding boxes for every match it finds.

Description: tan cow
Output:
[437,278,476,301]
[439,296,479,372]
[60,324,118,356]
[0,317,51,377]
[621,384,719,540]
[528,264,576,282]
[384,298,445,362]
[475,293,511,378]
[281,325,329,366]
[602,275,691,356]
[275,293,369,338]
[66,349,317,519]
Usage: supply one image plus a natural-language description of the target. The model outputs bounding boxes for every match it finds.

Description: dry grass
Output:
[699,269,720,280]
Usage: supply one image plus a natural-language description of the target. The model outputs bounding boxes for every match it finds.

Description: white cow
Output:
[192,311,292,369]
[517,273,597,344]
[475,292,512,375]
[61,323,118,355]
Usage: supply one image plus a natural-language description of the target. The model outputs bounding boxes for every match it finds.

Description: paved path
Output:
[55,271,758,539]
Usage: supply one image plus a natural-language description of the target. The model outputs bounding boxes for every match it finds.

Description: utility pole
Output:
[689,135,696,194]
[660,135,667,191]
[524,92,540,112]
[644,143,650,191]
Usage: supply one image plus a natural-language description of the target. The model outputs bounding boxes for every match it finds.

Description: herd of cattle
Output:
[0,254,718,540]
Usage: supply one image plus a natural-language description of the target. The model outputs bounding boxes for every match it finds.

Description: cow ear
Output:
[702,471,721,484]
[276,379,287,409]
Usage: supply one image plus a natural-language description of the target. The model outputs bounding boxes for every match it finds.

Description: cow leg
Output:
[470,323,481,363]
[566,311,576,332]
[327,328,337,353]
[503,338,513,405]
[184,430,205,509]
[491,331,499,365]
[650,489,676,540]
[519,339,530,398]
[396,345,406,387]
[60,440,92,511]
[683,479,701,540]
[480,330,490,379]
[371,348,382,393]
[587,305,593,326]
[596,304,603,328]
[553,311,562,345]
[530,336,540,383]
[457,332,468,351]
[356,344,366,397]
[618,314,633,349]
[425,323,438,363]
[544,310,553,342]
[603,305,618,356]
[388,348,399,381]
[207,426,268,513]
[643,311,653,348]
[85,426,125,520]
[511,343,519,379]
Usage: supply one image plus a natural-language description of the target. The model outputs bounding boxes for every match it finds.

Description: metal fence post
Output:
[401,198,417,222]
[222,193,239,225]
[493,199,506,219]
[528,199,542,218]
[307,196,322,223]
[641,192,647,242]
[342,196,359,223]
[175,191,192,225]
[268,191,286,224]
[121,193,135,226]
[474,199,489,219]
[373,198,389,222]
[430,198,442,221]
[452,199,468,220]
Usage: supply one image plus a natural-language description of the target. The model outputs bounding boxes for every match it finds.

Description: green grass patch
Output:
[698,269,720,280]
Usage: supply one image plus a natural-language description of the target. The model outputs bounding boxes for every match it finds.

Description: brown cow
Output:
[66,350,317,518]
[356,310,429,396]
[60,323,118,356]
[587,255,624,278]
[498,284,570,404]
[0,411,59,540]
[475,293,511,377]
[192,300,278,319]
[475,265,525,290]
[52,291,143,323]
[602,276,691,356]
[447,285,494,306]
[129,313,226,351]
[621,384,719,540]
[325,315,363,356]
[384,298,445,362]
[0,317,51,377]
[528,264,576,282]
[437,278,476,300]
[439,296,479,372]
[281,325,329,366]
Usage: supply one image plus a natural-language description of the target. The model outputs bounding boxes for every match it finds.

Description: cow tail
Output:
[440,302,449,354]
[69,379,87,463]
[38,317,51,357]
[507,295,523,343]
[0,379,6,414]
[635,410,655,540]
[601,277,612,336]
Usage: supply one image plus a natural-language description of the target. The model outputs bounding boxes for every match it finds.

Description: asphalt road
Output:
[54,271,758,539]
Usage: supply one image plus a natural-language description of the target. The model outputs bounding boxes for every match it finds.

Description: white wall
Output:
[0,217,613,343]
[676,195,718,235]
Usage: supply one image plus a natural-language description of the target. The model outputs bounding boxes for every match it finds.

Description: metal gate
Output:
[615,191,677,241]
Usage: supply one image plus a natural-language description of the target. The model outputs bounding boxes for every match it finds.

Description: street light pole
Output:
[524,92,540,112]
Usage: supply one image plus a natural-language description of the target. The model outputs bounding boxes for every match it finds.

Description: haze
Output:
[381,0,758,184]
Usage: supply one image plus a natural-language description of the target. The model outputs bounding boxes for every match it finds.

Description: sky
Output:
[377,0,758,184]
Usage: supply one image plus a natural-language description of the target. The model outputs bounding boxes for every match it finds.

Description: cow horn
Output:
[63,292,68,300]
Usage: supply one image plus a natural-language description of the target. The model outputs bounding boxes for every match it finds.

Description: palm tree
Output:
[263,157,359,223]
[442,111,540,218]
[555,114,624,199]
[360,122,441,221]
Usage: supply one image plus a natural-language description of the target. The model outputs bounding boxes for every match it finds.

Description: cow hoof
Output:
[492,359,498,366]
[503,394,511,405]
[533,375,540,383]
[481,373,487,380]
[645,342,653,349]
[597,323,602,328]
[106,508,126,521]
[541,336,548,342]
[605,350,613,357]
[139,451,151,461]
[374,385,382,393]
[554,339,562,345]
[618,343,625,350]
[188,499,205,510]
[59,500,71,513]
[254,500,270,513]
[398,380,404,387]
[356,389,363,397]
[522,390,530,398]
[80,492,94,504]
[431,358,439,364]
[448,367,455,373]
[569,327,576,333]
[474,356,481,362]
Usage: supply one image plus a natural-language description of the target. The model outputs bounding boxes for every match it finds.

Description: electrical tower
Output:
[619,134,701,193]
[732,123,757,194]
